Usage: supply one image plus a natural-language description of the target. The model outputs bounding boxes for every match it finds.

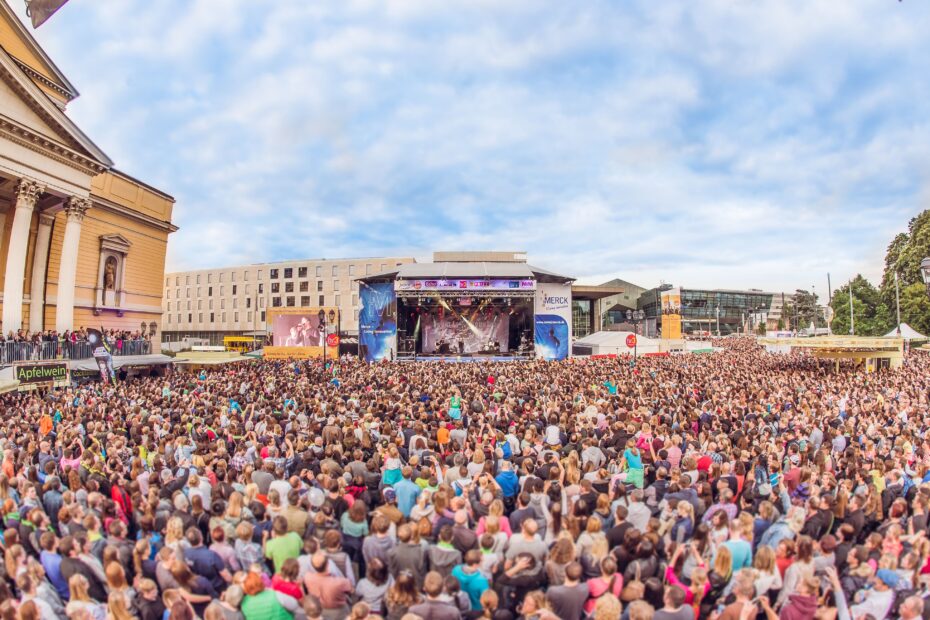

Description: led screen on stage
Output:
[422,309,510,354]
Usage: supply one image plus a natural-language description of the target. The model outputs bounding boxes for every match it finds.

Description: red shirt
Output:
[271,575,303,600]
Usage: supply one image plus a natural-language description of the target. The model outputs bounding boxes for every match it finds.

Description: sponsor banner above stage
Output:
[395,279,536,292]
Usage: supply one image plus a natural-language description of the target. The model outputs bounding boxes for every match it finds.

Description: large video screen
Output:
[422,308,510,354]
[273,313,324,346]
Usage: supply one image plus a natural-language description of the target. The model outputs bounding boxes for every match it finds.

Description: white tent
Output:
[883,323,927,341]
[572,331,714,356]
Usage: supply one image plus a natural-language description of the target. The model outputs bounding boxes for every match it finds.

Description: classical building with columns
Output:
[0,0,175,344]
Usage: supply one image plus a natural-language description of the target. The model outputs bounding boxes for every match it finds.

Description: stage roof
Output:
[356,262,574,284]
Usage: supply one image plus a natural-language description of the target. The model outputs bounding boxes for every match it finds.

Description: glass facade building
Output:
[639,287,775,337]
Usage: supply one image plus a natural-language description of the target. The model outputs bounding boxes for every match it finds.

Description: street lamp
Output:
[318,309,327,365]
[921,257,930,298]
[626,309,645,361]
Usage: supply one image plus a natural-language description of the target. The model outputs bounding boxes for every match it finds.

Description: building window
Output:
[273,297,281,307]
[335,295,340,306]
[175,276,180,286]
[198,313,202,322]
[176,288,180,298]
[178,314,181,323]
[210,312,215,322]
[259,297,265,308]
[270,268,279,279]
[285,282,294,293]
[208,286,212,296]
[246,298,251,308]
[354,309,359,321]
[197,287,201,297]
[208,274,213,284]
[331,265,338,276]
[244,271,248,281]
[187,301,192,310]
[196,274,201,284]
[315,266,322,277]
[352,294,358,306]
[317,281,323,292]
[232,285,237,295]
[301,296,310,306]
[219,273,224,282]
[232,298,238,309]
[220,285,224,296]
[197,300,203,310]
[185,276,190,285]
[286,296,295,307]
[257,270,263,280]
[166,289,170,299]
[231,272,235,282]
[221,312,226,322]
[209,300,213,310]
[319,295,325,306]
[234,312,239,322]
[298,267,307,278]
[247,312,252,322]
[260,311,265,322]
[271,282,280,293]
[348,265,355,276]
[299,281,308,292]
[220,299,225,309]
[333,280,340,291]
[284,267,293,279]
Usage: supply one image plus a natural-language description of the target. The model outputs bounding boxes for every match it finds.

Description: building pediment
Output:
[99,233,131,254]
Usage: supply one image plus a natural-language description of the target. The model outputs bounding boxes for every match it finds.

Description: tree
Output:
[791,289,825,328]
[879,210,930,330]
[828,275,892,336]
[755,322,767,335]
[898,283,930,335]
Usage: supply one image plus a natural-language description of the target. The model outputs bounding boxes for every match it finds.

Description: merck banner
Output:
[534,282,572,360]
[359,282,397,362]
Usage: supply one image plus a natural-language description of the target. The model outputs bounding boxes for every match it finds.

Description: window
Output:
[166,289,170,299]
[246,298,251,308]
[333,280,340,290]
[259,297,265,308]
[210,312,214,322]
[221,312,226,322]
[208,299,213,310]
[301,296,310,306]
[220,299,225,309]
[208,286,213,296]
[270,268,279,279]
[177,314,181,323]
[354,309,359,321]
[186,287,190,297]
[187,301,192,310]
[175,276,180,286]
[247,312,252,323]
[348,265,355,276]
[176,288,180,298]
[244,271,248,281]
[234,312,239,322]
[220,286,224,296]
[299,281,308,292]
[197,287,201,297]
[298,267,307,278]
[366,264,372,275]
[261,311,265,322]
[318,295,325,306]
[352,294,358,306]
[285,282,294,293]
[271,282,279,293]
[219,273,224,282]
[284,268,293,279]
[232,298,238,309]
[257,270,263,280]
[258,283,264,294]
[317,281,323,292]
[232,285,237,295]
[273,297,282,307]
[286,296,295,307]
[315,266,322,277]
[331,265,338,276]
[335,295,341,306]
[198,313,202,322]
[231,272,236,282]
[197,300,203,310]
[185,276,190,285]
[196,274,201,284]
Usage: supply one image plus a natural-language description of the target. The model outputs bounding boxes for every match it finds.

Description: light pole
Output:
[626,309,645,360]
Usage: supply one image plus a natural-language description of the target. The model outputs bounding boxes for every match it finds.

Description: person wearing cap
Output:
[850,568,897,620]
[376,487,403,525]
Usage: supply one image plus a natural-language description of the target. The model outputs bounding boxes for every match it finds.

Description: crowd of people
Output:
[0,328,151,363]
[0,337,927,620]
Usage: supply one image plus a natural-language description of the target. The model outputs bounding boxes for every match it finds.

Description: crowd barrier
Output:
[0,339,151,366]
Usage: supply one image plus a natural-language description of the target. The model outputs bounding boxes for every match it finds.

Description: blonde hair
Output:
[108,592,135,620]
[594,594,623,620]
[69,574,91,602]
[165,517,185,546]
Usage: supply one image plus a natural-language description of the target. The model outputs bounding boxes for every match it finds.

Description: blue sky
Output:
[15,0,930,293]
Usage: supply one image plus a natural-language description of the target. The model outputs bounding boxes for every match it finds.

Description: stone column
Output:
[28,213,55,333]
[55,196,90,332]
[2,178,44,333]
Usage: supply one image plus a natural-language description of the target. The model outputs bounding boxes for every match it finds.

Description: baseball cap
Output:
[383,488,397,503]
[876,569,900,588]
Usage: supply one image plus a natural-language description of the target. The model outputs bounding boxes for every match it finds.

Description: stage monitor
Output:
[265,307,339,359]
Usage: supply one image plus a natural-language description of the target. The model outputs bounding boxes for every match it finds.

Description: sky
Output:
[14,0,930,294]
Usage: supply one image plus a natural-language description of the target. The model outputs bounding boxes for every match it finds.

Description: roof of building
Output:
[357,262,574,284]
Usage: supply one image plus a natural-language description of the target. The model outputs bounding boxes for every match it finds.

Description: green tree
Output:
[898,283,930,335]
[878,210,930,331]
[828,275,892,336]
[755,322,767,335]
[791,289,825,328]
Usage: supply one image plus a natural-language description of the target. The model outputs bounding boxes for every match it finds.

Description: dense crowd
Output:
[0,337,927,620]
[0,329,151,363]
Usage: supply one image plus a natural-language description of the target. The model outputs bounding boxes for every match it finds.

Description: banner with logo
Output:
[534,283,571,360]
[15,362,69,389]
[661,288,682,339]
[86,328,115,384]
[359,282,397,362]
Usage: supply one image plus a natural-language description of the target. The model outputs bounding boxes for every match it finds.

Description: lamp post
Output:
[626,309,645,361]
[318,308,327,366]
[921,257,930,299]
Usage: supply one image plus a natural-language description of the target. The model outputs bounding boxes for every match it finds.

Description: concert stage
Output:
[356,258,574,362]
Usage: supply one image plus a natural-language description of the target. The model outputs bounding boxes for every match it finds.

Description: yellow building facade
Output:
[0,0,175,344]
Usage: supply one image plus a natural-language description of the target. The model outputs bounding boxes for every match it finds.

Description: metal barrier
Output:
[0,339,151,366]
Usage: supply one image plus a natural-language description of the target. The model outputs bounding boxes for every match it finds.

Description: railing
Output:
[0,340,151,366]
